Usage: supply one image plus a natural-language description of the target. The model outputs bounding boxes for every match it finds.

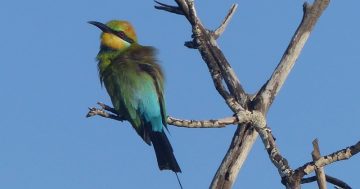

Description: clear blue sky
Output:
[0,0,359,188]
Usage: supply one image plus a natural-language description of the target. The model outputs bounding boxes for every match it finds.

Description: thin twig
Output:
[302,174,352,189]
[167,116,238,128]
[154,1,184,15]
[86,103,239,128]
[213,4,238,39]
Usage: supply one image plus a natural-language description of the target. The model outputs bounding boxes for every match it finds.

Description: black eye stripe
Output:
[112,30,134,44]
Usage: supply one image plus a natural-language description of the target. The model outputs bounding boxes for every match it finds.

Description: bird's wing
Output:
[137,62,167,128]
[128,46,167,128]
[103,46,166,144]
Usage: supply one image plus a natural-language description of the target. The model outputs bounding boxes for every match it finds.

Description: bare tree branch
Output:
[167,116,237,128]
[156,2,255,188]
[260,127,293,178]
[155,4,258,185]
[180,0,248,108]
[154,1,184,15]
[253,0,330,114]
[211,1,332,187]
[87,103,270,130]
[213,0,331,187]
[298,141,360,176]
[86,103,240,128]
[212,4,238,39]
[155,1,245,112]
[153,0,333,188]
[312,139,327,189]
[211,123,257,189]
[274,139,360,189]
[87,0,360,188]
[302,174,352,189]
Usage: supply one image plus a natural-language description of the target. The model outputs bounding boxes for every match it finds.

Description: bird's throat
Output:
[101,33,131,51]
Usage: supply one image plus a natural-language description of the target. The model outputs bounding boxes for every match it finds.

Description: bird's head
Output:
[88,20,137,51]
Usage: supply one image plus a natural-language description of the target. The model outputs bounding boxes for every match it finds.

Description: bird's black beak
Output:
[88,21,112,33]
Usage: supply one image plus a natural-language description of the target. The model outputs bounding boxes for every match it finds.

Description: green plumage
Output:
[97,45,166,143]
[91,21,181,173]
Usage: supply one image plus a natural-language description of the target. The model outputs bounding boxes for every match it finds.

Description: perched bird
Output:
[88,20,181,176]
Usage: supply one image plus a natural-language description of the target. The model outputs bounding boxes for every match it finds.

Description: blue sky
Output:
[0,0,359,188]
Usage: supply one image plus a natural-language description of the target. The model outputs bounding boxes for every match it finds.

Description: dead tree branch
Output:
[155,2,259,187]
[87,0,360,188]
[154,0,184,15]
[86,102,239,128]
[166,116,237,128]
[253,0,330,114]
[156,0,331,188]
[87,103,271,130]
[312,139,327,189]
[298,141,360,176]
[156,0,248,110]
[213,4,238,39]
[256,126,293,178]
[302,174,352,189]
[276,140,360,189]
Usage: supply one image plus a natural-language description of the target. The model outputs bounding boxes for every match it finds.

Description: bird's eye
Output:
[117,31,125,38]
[114,30,134,44]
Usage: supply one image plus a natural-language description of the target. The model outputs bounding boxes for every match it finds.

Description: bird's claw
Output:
[86,107,100,117]
[97,102,106,109]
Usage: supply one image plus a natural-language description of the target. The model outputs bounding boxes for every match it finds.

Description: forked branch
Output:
[298,141,360,176]
[156,0,248,110]
[86,0,360,188]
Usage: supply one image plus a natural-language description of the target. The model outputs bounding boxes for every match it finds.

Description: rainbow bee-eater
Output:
[88,20,181,174]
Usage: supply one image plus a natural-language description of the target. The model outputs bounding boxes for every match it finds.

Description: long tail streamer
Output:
[175,173,183,189]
